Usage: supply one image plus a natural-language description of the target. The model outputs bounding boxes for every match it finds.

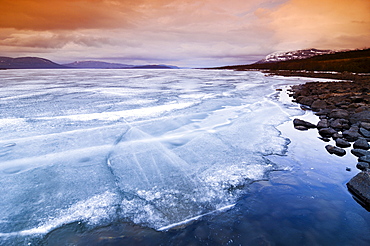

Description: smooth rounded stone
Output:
[351,149,370,157]
[294,125,308,131]
[319,127,337,137]
[335,138,351,148]
[359,127,370,138]
[356,162,370,171]
[329,109,349,119]
[311,99,327,111]
[325,145,346,156]
[330,118,349,130]
[319,137,330,142]
[347,171,370,207]
[353,138,370,150]
[343,126,362,142]
[359,155,370,164]
[350,111,370,124]
[332,133,343,139]
[317,119,329,129]
[297,96,314,106]
[360,122,370,131]
[293,118,317,128]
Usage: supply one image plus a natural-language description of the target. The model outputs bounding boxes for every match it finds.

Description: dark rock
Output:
[359,155,370,164]
[335,138,351,148]
[347,171,370,207]
[356,162,370,171]
[353,138,370,150]
[360,122,370,131]
[332,133,343,139]
[359,127,370,138]
[319,137,330,142]
[317,119,328,129]
[293,119,317,128]
[319,127,337,137]
[330,118,349,130]
[294,125,308,131]
[315,109,331,116]
[325,145,346,156]
[346,167,351,171]
[329,109,349,119]
[297,96,314,106]
[350,111,370,124]
[311,99,327,111]
[351,149,370,157]
[343,126,362,142]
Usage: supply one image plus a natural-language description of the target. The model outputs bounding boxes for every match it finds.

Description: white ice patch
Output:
[0,191,118,237]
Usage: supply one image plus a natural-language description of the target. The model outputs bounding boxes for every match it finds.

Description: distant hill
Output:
[0,57,179,70]
[256,48,333,64]
[63,61,132,69]
[214,48,370,73]
[0,57,67,69]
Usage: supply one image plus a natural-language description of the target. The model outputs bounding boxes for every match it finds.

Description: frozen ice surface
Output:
[0,69,330,240]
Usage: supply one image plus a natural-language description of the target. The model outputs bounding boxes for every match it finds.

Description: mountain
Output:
[0,57,67,69]
[213,48,370,73]
[64,61,179,69]
[256,48,333,64]
[63,61,132,69]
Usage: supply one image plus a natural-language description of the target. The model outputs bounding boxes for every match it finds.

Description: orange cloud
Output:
[266,0,370,50]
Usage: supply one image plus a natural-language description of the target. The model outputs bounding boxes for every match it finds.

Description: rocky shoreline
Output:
[288,79,370,209]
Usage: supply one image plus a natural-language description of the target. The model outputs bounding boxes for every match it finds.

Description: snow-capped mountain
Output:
[257,49,333,64]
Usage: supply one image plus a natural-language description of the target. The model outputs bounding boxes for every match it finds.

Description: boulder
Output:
[311,99,327,111]
[353,138,370,150]
[347,171,370,207]
[335,138,351,148]
[360,122,370,131]
[330,118,349,130]
[343,126,362,142]
[359,127,370,138]
[350,111,370,124]
[329,109,349,119]
[297,96,314,106]
[293,119,317,128]
[319,128,337,137]
[356,162,370,171]
[359,155,370,164]
[325,145,346,156]
[351,149,370,157]
[317,119,328,129]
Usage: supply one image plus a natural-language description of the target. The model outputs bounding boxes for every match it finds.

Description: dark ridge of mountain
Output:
[0,57,67,69]
[63,61,132,69]
[256,48,333,64]
[131,64,178,69]
[213,48,370,73]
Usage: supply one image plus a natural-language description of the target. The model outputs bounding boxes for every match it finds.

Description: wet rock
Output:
[311,99,327,111]
[361,122,370,131]
[332,133,343,139]
[294,125,308,131]
[330,118,349,130]
[359,127,370,138]
[325,145,346,156]
[359,155,370,164]
[335,138,351,148]
[353,138,370,150]
[296,96,314,106]
[329,109,349,119]
[343,126,362,142]
[319,127,337,137]
[317,119,329,129]
[350,111,370,124]
[319,137,330,142]
[347,171,370,207]
[351,149,370,157]
[293,119,316,128]
[356,162,370,171]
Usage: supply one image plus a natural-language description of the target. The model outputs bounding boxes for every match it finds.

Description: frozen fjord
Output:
[0,69,324,241]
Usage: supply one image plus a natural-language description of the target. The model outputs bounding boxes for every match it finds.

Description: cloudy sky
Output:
[1,0,369,67]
